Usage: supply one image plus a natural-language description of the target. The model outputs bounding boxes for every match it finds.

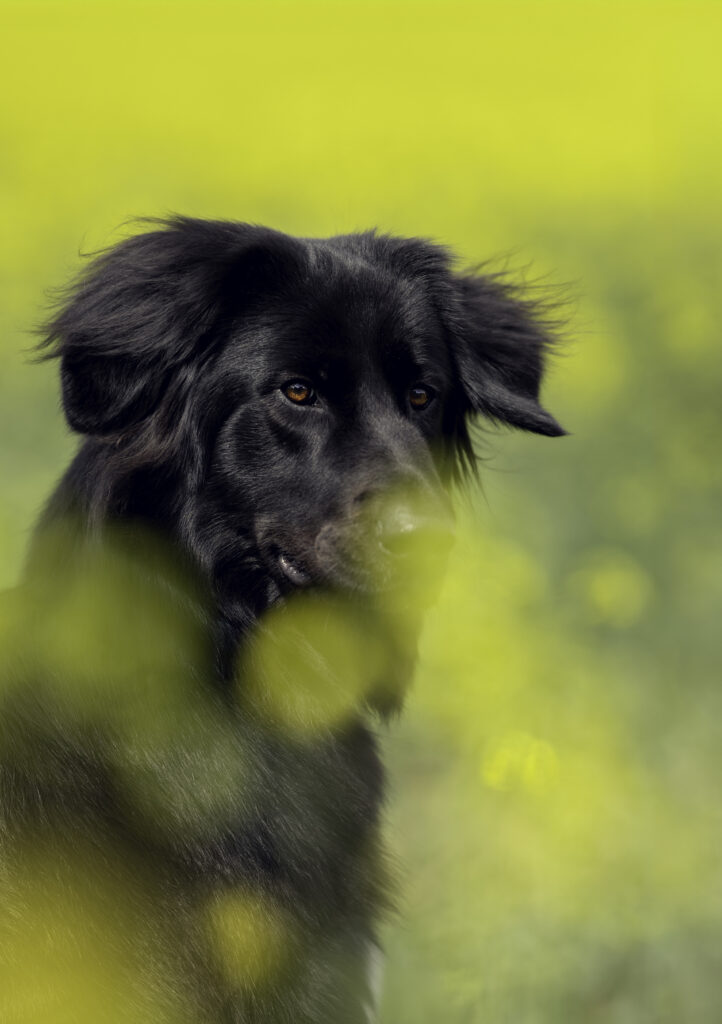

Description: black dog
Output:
[0,218,564,1023]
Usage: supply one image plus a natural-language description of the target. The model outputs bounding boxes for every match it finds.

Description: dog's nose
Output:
[349,478,455,587]
[374,501,455,563]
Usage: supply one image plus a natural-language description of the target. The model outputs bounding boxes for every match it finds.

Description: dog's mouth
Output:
[268,540,369,595]
[262,503,456,598]
[276,550,313,588]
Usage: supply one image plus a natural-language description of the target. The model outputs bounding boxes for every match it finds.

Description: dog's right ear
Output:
[38,218,306,436]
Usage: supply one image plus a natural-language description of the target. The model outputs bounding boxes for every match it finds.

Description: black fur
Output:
[2,218,564,1023]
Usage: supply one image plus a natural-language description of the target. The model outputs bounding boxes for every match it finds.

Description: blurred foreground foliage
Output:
[0,522,395,1022]
[1,1,721,1021]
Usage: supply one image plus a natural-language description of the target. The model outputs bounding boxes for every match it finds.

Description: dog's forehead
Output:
[260,259,446,375]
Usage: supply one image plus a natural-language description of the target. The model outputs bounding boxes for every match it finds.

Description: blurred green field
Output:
[2,1,721,1021]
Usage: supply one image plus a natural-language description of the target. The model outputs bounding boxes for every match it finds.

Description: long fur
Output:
[2,217,565,1023]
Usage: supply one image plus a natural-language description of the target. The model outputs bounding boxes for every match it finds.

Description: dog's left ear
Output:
[447,271,566,437]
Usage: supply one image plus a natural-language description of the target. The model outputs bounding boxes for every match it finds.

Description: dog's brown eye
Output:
[282,381,316,405]
[408,384,435,410]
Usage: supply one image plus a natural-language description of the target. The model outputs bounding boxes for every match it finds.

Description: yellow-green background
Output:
[2,2,721,1021]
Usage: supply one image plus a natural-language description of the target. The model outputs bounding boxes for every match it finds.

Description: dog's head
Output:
[41,218,565,610]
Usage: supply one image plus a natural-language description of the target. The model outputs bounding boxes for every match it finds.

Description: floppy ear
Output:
[448,271,566,438]
[357,231,565,441]
[39,217,306,436]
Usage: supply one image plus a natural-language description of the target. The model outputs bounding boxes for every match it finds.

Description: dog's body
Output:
[0,219,563,1022]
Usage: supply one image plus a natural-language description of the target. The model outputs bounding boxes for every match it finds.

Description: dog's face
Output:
[42,218,565,610]
[200,250,459,598]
